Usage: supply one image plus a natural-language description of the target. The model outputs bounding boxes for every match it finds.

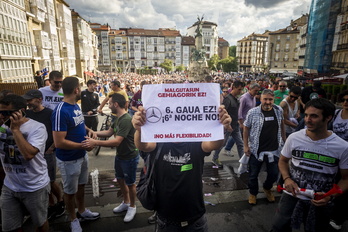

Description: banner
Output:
[141,83,223,142]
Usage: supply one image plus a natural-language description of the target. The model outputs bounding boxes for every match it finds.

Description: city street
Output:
[22,114,348,232]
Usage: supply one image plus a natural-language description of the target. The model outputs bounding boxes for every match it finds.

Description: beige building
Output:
[55,0,76,76]
[237,32,269,73]
[268,15,308,75]
[0,0,33,83]
[331,0,348,74]
[109,29,128,72]
[91,23,111,72]
[218,37,229,59]
[71,10,98,81]
[181,36,195,67]
[298,23,307,76]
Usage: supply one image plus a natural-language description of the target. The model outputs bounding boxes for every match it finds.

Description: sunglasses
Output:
[223,91,228,93]
[342,99,348,103]
[54,81,63,84]
[0,110,15,116]
[279,85,287,87]
[289,95,299,100]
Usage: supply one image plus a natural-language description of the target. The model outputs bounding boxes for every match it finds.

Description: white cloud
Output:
[65,0,311,45]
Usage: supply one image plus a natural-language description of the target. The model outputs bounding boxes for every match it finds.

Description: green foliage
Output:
[208,54,220,71]
[229,46,236,57]
[175,65,185,72]
[159,59,173,73]
[218,56,238,72]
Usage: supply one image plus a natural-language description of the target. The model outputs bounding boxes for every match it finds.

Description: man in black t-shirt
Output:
[23,89,65,220]
[132,106,232,231]
[243,89,286,205]
[81,79,100,131]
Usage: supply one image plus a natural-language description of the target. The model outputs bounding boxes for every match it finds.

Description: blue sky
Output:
[65,0,311,45]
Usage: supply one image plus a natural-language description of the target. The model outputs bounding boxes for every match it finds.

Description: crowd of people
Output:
[0,70,347,232]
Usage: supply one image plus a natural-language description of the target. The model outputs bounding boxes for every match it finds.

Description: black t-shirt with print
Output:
[258,108,279,154]
[153,142,209,222]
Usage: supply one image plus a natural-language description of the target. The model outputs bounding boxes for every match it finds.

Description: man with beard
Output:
[52,77,100,232]
[272,98,348,232]
[23,90,65,220]
[279,86,302,137]
[39,71,64,110]
[0,95,50,232]
[82,93,138,223]
[244,89,286,205]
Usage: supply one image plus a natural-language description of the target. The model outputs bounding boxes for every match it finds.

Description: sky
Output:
[65,0,312,46]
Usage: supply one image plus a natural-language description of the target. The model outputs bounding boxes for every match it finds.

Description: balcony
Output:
[275,49,280,52]
[283,58,289,61]
[284,49,290,52]
[300,44,306,48]
[337,43,348,50]
[293,58,298,61]
[274,58,279,61]
[299,55,305,59]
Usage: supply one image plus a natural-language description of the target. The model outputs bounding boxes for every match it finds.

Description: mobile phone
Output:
[3,110,26,127]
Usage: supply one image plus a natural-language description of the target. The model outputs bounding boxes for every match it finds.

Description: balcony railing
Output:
[337,43,348,50]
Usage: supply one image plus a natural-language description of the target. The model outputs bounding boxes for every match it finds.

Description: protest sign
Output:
[141,83,223,142]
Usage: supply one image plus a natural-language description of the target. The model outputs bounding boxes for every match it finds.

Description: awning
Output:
[84,71,94,77]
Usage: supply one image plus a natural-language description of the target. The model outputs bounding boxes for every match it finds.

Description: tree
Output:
[229,46,236,57]
[159,59,173,73]
[175,65,185,72]
[208,54,220,71]
[218,56,238,72]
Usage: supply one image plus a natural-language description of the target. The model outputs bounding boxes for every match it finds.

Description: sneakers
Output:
[248,194,257,205]
[76,209,100,221]
[124,206,136,222]
[222,148,233,157]
[71,218,82,232]
[329,220,342,230]
[212,158,223,168]
[55,201,66,218]
[47,205,56,220]
[263,188,275,202]
[113,202,130,213]
[148,212,157,224]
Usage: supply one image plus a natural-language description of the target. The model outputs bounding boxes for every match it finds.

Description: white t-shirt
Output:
[333,109,348,141]
[0,119,50,192]
[39,86,64,110]
[282,129,348,192]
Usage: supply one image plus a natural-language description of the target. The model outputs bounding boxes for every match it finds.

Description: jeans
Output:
[224,127,244,158]
[156,215,208,232]
[248,154,279,196]
[272,194,332,232]
[213,130,231,160]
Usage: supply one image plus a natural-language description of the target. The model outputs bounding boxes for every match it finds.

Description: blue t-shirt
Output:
[52,102,86,161]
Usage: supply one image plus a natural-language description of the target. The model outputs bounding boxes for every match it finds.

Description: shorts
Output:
[44,151,57,182]
[0,184,50,231]
[57,155,88,194]
[114,155,139,186]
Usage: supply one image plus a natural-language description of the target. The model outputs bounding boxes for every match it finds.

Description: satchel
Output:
[136,144,163,210]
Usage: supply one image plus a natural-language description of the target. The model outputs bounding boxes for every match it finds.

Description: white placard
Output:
[141,83,223,142]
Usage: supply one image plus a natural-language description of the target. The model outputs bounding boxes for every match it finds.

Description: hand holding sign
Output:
[140,83,227,142]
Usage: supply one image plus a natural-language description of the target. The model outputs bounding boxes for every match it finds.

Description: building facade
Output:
[268,15,308,75]
[91,23,111,72]
[218,37,229,59]
[0,0,33,83]
[304,0,341,74]
[331,0,348,74]
[237,32,269,73]
[187,21,218,59]
[71,10,98,81]
[181,36,195,68]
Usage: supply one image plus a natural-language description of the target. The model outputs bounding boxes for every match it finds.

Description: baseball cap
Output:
[22,89,43,100]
